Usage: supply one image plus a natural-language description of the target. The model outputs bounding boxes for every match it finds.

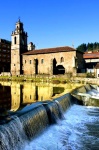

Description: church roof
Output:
[23,46,76,55]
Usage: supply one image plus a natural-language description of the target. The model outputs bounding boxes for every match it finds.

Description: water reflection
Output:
[0,82,65,113]
[0,85,11,111]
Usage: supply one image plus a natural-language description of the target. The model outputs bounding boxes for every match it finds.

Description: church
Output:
[11,20,85,76]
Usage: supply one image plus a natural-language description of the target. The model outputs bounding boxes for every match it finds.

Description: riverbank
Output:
[0,75,99,85]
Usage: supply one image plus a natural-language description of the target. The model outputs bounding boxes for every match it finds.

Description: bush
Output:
[86,72,95,78]
[52,80,60,84]
[61,80,67,84]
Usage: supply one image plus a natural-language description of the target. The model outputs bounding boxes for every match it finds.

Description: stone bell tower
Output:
[11,19,28,75]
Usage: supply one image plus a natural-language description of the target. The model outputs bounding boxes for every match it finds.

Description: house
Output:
[83,51,99,78]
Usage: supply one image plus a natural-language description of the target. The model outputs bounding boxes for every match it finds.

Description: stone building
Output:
[22,46,85,76]
[11,20,85,76]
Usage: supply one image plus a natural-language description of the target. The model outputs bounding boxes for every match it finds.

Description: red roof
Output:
[23,46,76,55]
[83,51,99,59]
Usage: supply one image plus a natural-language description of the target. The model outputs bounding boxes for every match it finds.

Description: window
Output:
[60,57,64,63]
[3,55,6,57]
[14,37,16,44]
[3,45,6,48]
[30,60,32,64]
[14,64,15,66]
[3,49,6,52]
[41,59,44,64]
[25,60,26,63]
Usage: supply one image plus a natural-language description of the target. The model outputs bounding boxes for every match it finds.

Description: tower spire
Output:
[18,17,20,22]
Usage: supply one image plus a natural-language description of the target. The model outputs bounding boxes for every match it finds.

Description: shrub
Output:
[61,80,67,84]
[86,72,95,78]
[52,80,60,84]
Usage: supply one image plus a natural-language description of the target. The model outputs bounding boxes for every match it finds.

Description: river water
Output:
[0,82,82,113]
[0,82,99,150]
[24,104,99,150]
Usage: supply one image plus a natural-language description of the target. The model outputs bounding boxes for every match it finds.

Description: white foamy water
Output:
[88,88,99,99]
[23,104,99,150]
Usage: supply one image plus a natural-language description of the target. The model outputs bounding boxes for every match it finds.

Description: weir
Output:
[0,93,74,150]
[71,84,99,106]
[0,84,98,150]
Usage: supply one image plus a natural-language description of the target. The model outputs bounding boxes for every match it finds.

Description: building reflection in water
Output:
[0,82,65,112]
[11,82,23,111]
[0,85,11,112]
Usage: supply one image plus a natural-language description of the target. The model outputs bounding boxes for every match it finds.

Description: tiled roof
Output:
[83,51,99,59]
[23,46,76,55]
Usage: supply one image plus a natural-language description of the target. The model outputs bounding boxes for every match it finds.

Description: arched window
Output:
[41,59,44,64]
[14,36,16,44]
[60,57,64,63]
[30,60,32,64]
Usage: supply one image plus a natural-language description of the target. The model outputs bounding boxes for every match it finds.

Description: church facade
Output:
[11,20,85,76]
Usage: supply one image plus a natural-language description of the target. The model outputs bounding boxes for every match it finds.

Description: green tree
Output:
[77,42,99,52]
[76,43,87,52]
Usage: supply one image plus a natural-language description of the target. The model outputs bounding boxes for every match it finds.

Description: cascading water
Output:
[19,104,49,140]
[0,93,73,150]
[0,87,99,150]
[54,100,65,120]
[72,84,99,106]
[24,105,99,150]
[0,116,28,150]
[87,88,99,98]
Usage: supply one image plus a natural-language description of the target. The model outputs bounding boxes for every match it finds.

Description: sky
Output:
[0,0,99,49]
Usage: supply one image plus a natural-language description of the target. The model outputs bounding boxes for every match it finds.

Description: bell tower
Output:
[11,19,28,75]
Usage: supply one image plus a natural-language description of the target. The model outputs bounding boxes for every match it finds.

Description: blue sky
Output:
[0,0,99,49]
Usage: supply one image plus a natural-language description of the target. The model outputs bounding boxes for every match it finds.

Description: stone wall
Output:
[22,51,81,75]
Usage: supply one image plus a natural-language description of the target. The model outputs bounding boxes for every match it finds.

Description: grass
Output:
[0,75,71,83]
[0,74,98,85]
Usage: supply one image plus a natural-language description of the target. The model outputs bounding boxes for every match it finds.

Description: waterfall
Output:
[0,116,27,150]
[54,100,65,120]
[71,84,99,106]
[54,93,73,111]
[19,104,49,140]
[42,102,58,124]
[0,93,73,150]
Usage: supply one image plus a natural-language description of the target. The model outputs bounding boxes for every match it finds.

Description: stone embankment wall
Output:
[72,77,99,85]
[71,84,93,94]
[71,84,99,106]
